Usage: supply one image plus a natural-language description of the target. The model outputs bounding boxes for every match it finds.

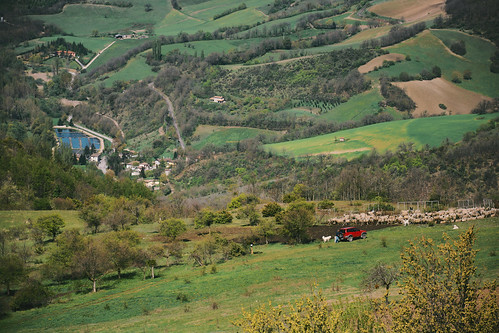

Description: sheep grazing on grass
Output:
[322,235,332,243]
[453,225,459,230]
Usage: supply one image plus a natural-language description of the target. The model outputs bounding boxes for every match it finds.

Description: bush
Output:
[317,199,335,210]
[450,40,466,55]
[159,218,186,240]
[262,202,283,217]
[10,280,52,311]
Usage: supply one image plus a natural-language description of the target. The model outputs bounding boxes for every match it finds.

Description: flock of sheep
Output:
[326,206,497,226]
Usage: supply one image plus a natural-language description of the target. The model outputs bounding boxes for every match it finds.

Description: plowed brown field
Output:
[393,78,491,117]
[369,0,445,23]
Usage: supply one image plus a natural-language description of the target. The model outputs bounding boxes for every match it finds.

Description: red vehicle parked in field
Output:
[336,227,367,242]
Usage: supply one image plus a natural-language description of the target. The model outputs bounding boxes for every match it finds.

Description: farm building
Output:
[56,50,76,58]
[210,96,225,103]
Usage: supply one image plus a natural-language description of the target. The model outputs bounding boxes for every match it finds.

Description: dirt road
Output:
[148,82,186,150]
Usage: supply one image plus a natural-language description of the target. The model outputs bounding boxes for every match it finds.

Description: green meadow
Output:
[319,88,401,122]
[0,210,86,230]
[264,113,498,159]
[100,54,156,87]
[372,30,499,98]
[191,125,282,150]
[83,39,146,71]
[1,216,497,332]
[30,0,170,37]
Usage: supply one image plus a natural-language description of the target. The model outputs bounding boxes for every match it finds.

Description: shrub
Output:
[214,210,233,224]
[450,40,466,55]
[10,279,52,311]
[176,292,189,302]
[317,199,335,210]
[262,202,283,217]
[159,218,186,240]
[463,69,472,80]
[439,103,447,110]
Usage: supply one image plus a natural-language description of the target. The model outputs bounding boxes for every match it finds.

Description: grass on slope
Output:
[264,113,498,159]
[191,125,282,150]
[15,36,114,55]
[83,39,146,72]
[0,210,86,230]
[319,88,401,122]
[100,54,156,87]
[1,218,497,332]
[371,30,499,98]
[30,0,170,37]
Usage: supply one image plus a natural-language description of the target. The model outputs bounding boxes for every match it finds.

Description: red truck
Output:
[336,227,367,242]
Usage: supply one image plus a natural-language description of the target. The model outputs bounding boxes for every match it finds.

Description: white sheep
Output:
[322,235,332,243]
[453,225,459,230]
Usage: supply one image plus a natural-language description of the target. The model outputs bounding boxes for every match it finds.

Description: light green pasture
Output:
[264,113,498,158]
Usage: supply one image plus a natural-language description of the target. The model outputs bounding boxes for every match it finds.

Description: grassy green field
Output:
[15,35,114,55]
[100,54,156,87]
[30,0,170,37]
[371,30,499,98]
[0,210,86,230]
[1,216,497,332]
[191,125,282,150]
[319,88,401,122]
[82,39,146,72]
[264,113,498,159]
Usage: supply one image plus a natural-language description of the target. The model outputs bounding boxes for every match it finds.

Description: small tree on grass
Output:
[159,218,186,241]
[281,201,315,244]
[74,238,111,293]
[0,254,25,295]
[35,214,65,241]
[391,226,498,332]
[362,262,398,304]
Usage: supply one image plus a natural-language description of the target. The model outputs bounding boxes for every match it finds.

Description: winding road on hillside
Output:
[148,82,186,150]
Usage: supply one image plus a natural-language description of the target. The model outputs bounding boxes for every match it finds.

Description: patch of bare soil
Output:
[60,98,86,107]
[369,0,445,23]
[393,78,491,117]
[358,53,405,73]
[26,71,51,82]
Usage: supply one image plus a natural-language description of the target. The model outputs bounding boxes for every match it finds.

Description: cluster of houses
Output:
[56,50,76,58]
[114,33,148,40]
[125,159,175,177]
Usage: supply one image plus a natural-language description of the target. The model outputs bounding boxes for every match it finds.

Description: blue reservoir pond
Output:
[55,129,100,153]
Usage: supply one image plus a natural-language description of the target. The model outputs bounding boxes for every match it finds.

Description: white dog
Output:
[322,235,332,243]
[453,225,459,230]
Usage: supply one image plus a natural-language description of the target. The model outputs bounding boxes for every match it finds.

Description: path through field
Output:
[148,82,186,150]
[78,40,116,70]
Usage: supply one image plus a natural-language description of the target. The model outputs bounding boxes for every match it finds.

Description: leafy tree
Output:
[103,230,140,279]
[35,214,65,241]
[262,202,282,217]
[391,226,499,332]
[0,254,25,295]
[280,201,315,244]
[45,229,84,281]
[73,237,111,292]
[214,210,233,225]
[10,279,52,311]
[257,219,277,244]
[362,262,399,304]
[194,209,216,229]
[159,218,187,240]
